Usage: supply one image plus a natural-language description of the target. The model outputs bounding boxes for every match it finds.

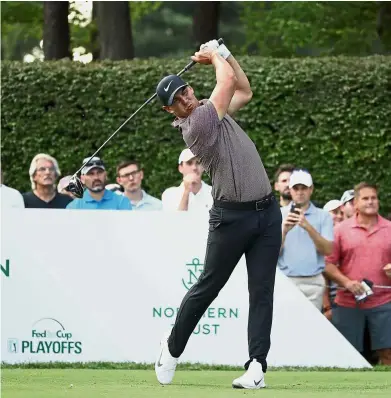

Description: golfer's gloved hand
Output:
[200,39,231,60]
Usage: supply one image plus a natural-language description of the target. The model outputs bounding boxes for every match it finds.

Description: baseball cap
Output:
[323,199,342,212]
[156,75,188,106]
[340,189,354,204]
[81,156,105,175]
[289,170,313,188]
[178,148,195,164]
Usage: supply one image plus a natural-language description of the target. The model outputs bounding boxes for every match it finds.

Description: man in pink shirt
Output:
[325,182,391,365]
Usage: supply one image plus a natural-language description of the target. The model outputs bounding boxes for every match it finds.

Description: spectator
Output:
[66,156,131,210]
[325,182,391,365]
[116,160,162,211]
[23,153,72,209]
[322,199,343,320]
[274,164,295,207]
[58,175,76,199]
[340,189,355,219]
[323,200,343,226]
[278,169,334,311]
[162,148,212,211]
[0,169,24,208]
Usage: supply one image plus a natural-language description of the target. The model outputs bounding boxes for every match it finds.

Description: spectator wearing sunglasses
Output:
[116,160,162,211]
[23,153,73,209]
[66,156,131,210]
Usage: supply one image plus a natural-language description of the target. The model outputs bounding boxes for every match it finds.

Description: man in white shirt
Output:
[162,148,213,211]
[0,170,24,208]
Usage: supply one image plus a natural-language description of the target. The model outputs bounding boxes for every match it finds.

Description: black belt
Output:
[214,192,275,211]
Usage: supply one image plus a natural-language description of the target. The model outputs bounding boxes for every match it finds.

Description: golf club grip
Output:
[178,38,225,76]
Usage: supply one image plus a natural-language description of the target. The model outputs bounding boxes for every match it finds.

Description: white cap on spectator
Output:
[323,199,342,212]
[340,189,354,204]
[178,148,195,164]
[289,170,313,188]
[105,183,123,195]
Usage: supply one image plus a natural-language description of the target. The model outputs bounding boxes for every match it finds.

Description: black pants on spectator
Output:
[168,196,282,373]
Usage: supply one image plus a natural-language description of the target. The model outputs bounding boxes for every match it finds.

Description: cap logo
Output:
[164,80,173,92]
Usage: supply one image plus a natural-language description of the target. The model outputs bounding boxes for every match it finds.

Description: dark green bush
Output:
[1,56,391,214]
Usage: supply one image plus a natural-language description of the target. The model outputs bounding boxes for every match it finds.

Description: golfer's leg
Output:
[168,208,248,358]
[244,202,282,373]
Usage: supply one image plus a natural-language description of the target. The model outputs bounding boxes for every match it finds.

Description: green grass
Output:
[2,369,391,398]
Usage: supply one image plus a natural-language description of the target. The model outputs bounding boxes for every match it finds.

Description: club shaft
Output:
[73,93,157,176]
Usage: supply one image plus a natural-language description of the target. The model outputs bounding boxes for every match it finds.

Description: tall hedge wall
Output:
[1,57,391,214]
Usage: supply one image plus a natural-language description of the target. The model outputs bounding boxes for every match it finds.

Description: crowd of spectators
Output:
[1,155,390,365]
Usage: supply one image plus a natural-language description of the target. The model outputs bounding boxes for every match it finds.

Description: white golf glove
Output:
[200,39,231,60]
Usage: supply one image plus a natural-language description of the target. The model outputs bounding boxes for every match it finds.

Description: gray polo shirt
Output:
[172,100,271,202]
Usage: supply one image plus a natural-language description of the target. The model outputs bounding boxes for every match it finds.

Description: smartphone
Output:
[290,202,301,215]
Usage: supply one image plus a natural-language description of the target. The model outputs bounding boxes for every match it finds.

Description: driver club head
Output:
[65,175,84,198]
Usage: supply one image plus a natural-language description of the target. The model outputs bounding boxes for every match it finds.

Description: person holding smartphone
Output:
[278,169,334,310]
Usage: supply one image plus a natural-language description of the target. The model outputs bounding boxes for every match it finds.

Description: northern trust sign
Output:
[152,257,240,335]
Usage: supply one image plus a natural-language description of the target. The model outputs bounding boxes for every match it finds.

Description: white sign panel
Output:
[1,209,371,368]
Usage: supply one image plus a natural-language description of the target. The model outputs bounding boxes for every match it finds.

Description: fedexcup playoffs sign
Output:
[7,318,82,355]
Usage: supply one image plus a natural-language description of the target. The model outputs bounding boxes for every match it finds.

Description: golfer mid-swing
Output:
[155,40,282,389]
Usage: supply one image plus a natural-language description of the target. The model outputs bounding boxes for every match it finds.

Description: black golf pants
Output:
[167,196,282,373]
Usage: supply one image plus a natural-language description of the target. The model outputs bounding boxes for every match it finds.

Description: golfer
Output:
[155,40,282,389]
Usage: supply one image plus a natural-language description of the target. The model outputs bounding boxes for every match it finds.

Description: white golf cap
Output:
[323,199,342,212]
[340,189,354,204]
[289,170,313,188]
[178,148,195,164]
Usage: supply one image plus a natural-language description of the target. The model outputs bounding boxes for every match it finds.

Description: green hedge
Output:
[1,57,391,214]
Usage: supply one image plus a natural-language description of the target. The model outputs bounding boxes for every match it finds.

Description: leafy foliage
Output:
[1,1,43,60]
[240,2,387,56]
[1,57,391,214]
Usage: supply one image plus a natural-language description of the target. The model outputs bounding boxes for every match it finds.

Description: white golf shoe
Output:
[155,336,178,385]
[232,359,266,389]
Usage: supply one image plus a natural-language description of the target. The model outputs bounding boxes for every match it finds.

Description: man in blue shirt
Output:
[116,160,162,211]
[278,169,333,311]
[67,157,132,210]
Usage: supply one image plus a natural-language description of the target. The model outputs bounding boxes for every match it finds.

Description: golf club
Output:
[66,38,225,198]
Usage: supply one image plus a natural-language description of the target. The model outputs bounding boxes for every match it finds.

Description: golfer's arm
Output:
[324,262,351,288]
[209,52,237,120]
[225,55,253,116]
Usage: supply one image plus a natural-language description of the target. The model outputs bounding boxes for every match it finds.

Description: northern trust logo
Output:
[7,318,82,355]
[182,258,204,290]
[152,257,239,335]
